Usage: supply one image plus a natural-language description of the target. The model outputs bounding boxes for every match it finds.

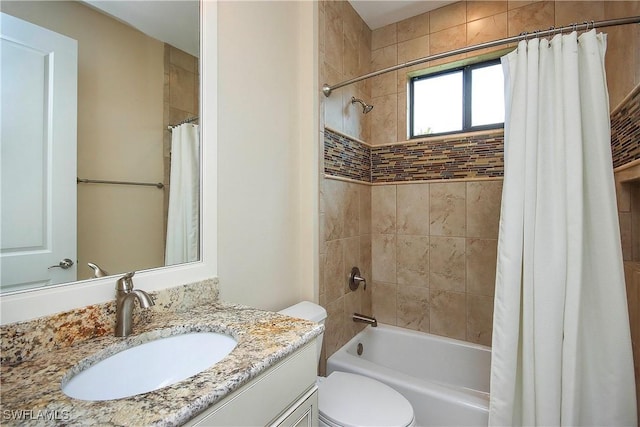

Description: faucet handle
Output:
[88,262,109,278]
[116,271,135,292]
[349,267,367,291]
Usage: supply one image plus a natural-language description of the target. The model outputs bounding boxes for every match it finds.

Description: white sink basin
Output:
[62,332,237,401]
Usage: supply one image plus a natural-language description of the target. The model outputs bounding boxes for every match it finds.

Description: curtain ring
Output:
[547,27,554,47]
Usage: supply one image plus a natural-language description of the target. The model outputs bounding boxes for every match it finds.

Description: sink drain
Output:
[357,342,363,355]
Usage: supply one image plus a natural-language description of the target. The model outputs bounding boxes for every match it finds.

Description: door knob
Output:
[48,258,74,270]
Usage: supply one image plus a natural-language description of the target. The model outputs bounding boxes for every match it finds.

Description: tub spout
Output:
[353,313,377,327]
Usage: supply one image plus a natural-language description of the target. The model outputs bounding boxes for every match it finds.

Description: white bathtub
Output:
[326,324,491,427]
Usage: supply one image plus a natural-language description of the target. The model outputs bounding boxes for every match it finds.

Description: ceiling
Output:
[83,1,199,57]
[348,0,457,29]
[81,1,457,56]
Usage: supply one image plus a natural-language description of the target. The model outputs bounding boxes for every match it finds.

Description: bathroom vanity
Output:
[0,280,322,426]
[186,342,318,426]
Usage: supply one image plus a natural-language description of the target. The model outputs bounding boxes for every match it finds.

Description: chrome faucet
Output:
[114,272,155,337]
[352,313,377,327]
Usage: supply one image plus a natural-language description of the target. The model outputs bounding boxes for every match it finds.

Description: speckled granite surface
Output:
[1,279,221,365]
[0,281,323,426]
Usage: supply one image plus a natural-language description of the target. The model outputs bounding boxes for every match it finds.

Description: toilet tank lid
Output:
[278,301,327,323]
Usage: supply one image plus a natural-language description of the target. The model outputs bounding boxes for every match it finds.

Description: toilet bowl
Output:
[278,302,415,427]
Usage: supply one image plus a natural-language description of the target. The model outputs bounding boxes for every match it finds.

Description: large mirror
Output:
[0,1,200,293]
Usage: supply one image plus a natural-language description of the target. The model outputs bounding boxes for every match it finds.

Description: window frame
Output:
[409,58,504,139]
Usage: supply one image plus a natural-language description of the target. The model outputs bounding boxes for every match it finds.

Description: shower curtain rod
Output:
[322,16,640,97]
[167,116,199,130]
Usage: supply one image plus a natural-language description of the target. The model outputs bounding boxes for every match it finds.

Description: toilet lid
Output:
[318,372,414,427]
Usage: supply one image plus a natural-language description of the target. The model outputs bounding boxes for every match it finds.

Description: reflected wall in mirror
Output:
[0,1,200,293]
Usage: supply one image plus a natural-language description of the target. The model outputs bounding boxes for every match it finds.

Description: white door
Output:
[1,13,78,292]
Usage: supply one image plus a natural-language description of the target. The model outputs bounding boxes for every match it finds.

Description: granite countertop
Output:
[0,301,323,426]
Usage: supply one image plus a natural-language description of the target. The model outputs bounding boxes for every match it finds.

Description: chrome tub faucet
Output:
[114,271,155,337]
[352,313,377,327]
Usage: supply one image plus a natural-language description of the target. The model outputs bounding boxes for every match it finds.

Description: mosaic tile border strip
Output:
[371,134,504,182]
[611,86,640,169]
[326,84,637,182]
[324,128,505,183]
[324,129,371,183]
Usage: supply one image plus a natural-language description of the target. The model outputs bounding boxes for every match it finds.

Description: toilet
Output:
[278,301,416,427]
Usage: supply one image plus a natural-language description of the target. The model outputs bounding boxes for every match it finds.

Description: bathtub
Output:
[326,324,491,426]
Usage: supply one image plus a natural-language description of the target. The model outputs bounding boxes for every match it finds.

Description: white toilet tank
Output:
[278,301,327,362]
[279,302,416,427]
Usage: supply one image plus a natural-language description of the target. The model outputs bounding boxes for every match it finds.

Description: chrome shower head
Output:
[351,97,374,114]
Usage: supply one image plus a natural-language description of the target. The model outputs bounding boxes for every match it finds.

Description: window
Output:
[410,59,504,138]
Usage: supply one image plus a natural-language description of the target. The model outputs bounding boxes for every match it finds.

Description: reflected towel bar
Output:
[77,178,164,189]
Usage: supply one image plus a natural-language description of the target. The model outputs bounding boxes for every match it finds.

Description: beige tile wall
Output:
[320,178,373,372]
[320,0,372,142]
[618,177,640,263]
[370,180,502,345]
[319,0,640,363]
[616,163,640,421]
[319,0,374,371]
[624,261,640,422]
[367,0,640,145]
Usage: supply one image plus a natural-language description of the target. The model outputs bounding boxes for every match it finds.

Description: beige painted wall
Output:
[2,1,165,281]
[217,1,318,310]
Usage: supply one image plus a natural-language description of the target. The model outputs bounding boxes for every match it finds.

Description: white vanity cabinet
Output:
[185,341,318,426]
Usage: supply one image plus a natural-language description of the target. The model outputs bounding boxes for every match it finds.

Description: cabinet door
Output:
[186,342,317,426]
[271,389,317,427]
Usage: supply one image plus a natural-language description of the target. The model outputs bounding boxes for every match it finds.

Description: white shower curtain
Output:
[489,30,637,426]
[165,123,200,266]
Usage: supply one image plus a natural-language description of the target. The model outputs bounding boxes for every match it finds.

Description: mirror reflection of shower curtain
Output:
[165,124,200,266]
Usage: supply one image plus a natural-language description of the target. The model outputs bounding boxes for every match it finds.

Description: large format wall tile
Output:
[430,236,466,292]
[372,281,398,324]
[430,183,467,237]
[466,180,502,238]
[467,1,508,22]
[467,293,494,346]
[397,183,430,235]
[466,238,498,296]
[372,185,397,234]
[397,286,430,332]
[430,289,467,340]
[397,234,430,287]
[372,234,397,283]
